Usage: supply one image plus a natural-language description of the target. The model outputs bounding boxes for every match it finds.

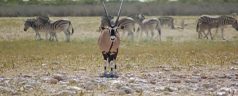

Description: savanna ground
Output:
[0,17,238,96]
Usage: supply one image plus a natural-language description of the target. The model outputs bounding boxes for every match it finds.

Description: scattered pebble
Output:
[1,65,238,95]
[119,86,134,95]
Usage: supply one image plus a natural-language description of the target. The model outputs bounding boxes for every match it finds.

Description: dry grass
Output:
[0,17,238,77]
[1,39,238,77]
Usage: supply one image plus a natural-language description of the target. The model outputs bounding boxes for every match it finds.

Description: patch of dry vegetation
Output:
[0,17,238,77]
[0,39,238,76]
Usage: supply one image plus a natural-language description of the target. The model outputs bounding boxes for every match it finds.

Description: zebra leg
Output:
[145,31,149,39]
[37,32,42,40]
[208,28,213,40]
[151,31,154,39]
[198,31,201,39]
[221,27,225,40]
[51,32,58,42]
[55,33,58,42]
[35,33,38,40]
[121,31,125,39]
[49,32,54,41]
[128,31,134,40]
[140,30,143,39]
[157,28,161,41]
[35,32,40,40]
[202,31,208,39]
[45,32,49,40]
[214,28,219,38]
[64,31,70,42]
[67,30,71,42]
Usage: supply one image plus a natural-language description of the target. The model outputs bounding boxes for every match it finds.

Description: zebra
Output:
[117,17,137,40]
[24,18,48,40]
[24,18,74,42]
[196,15,238,40]
[158,16,175,29]
[132,14,161,40]
[196,15,220,39]
[99,15,114,32]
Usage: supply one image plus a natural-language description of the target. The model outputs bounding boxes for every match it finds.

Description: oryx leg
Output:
[108,53,115,72]
[102,52,109,73]
[108,51,118,76]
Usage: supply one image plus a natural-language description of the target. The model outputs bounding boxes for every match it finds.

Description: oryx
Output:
[98,0,124,78]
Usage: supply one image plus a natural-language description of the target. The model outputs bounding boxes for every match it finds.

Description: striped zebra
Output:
[132,14,161,40]
[24,18,48,40]
[117,17,137,40]
[158,16,175,29]
[196,15,238,40]
[24,18,74,42]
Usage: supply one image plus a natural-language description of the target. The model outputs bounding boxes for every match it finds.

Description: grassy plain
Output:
[0,16,238,76]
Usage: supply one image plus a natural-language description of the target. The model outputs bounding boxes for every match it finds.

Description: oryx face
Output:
[101,26,120,42]
[101,0,123,42]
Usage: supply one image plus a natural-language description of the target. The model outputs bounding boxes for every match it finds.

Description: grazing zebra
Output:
[24,18,48,40]
[24,18,74,42]
[158,16,175,29]
[196,15,220,39]
[132,14,161,40]
[196,15,238,40]
[117,17,137,40]
[98,0,124,78]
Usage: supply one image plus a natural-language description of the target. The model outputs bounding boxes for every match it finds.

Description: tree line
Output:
[1,0,238,5]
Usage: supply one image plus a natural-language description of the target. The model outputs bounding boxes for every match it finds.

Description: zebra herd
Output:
[21,0,238,77]
[24,16,74,42]
[23,11,238,42]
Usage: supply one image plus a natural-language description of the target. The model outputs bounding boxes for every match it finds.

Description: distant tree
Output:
[79,0,99,4]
